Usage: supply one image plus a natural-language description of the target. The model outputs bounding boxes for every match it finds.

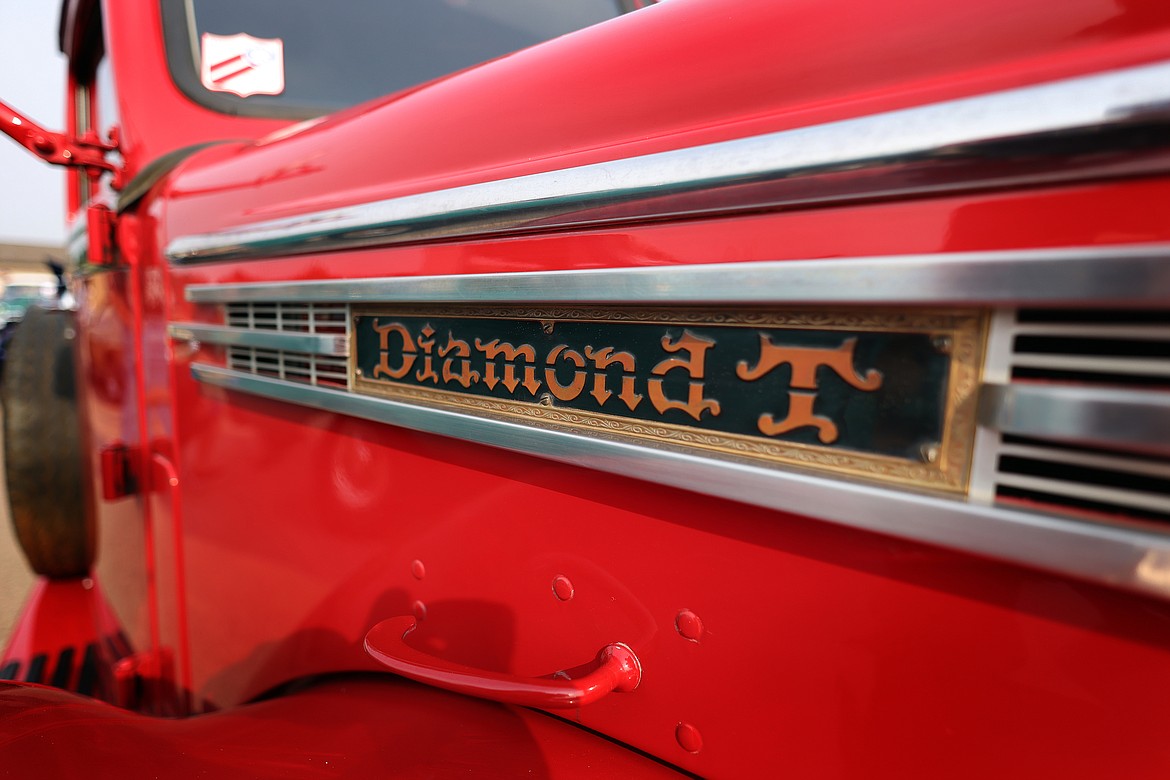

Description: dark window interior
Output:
[163,0,635,118]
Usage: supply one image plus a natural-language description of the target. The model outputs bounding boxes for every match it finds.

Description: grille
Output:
[1009,308,1170,388]
[987,309,1170,525]
[0,631,131,697]
[225,302,348,334]
[225,302,349,388]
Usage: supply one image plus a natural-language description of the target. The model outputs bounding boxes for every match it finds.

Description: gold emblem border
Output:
[349,305,987,494]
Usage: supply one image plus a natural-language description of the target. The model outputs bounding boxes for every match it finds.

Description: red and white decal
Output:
[200,33,285,98]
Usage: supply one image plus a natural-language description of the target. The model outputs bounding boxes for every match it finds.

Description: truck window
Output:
[162,0,636,118]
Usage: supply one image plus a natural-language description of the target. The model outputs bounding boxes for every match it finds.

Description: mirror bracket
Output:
[1,98,122,189]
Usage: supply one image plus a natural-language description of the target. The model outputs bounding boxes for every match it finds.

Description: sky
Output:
[0,4,68,247]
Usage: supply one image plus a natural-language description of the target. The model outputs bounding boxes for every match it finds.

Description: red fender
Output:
[0,676,681,778]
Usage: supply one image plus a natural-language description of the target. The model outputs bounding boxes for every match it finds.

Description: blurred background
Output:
[1,3,70,647]
[0,257,63,646]
[0,419,35,651]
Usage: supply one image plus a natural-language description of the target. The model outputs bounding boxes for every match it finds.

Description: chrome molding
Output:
[980,383,1170,458]
[68,220,87,267]
[168,323,347,355]
[191,363,1170,601]
[186,243,1170,306]
[966,310,1017,505]
[167,60,1170,264]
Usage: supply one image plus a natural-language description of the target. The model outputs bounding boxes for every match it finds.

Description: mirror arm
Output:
[1,98,120,186]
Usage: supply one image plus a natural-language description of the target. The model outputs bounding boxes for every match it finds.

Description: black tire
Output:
[2,306,92,577]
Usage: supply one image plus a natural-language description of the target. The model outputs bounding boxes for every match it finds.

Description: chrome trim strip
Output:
[186,243,1170,305]
[998,442,1170,480]
[1009,323,1170,340]
[980,383,1170,458]
[167,60,1170,264]
[994,473,1170,515]
[191,363,1170,600]
[967,309,1017,506]
[1007,354,1170,377]
[167,323,346,355]
[68,219,87,267]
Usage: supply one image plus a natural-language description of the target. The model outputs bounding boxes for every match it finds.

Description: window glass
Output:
[166,0,631,117]
[95,51,120,132]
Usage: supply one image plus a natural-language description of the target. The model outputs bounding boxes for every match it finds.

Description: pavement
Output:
[0,418,37,651]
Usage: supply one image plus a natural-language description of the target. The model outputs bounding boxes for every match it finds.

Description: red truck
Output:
[2,0,1169,776]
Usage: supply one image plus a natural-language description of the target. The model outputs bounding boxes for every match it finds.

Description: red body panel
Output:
[154,0,1170,236]
[0,676,680,778]
[0,579,126,699]
[8,0,1168,776]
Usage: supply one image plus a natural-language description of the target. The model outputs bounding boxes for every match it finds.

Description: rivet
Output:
[920,443,940,464]
[552,575,574,601]
[676,722,703,754]
[355,367,363,376]
[933,335,953,354]
[675,609,704,642]
[411,600,427,621]
[411,559,426,580]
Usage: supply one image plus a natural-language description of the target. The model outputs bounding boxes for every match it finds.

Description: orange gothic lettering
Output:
[545,345,587,401]
[476,339,541,395]
[584,346,642,410]
[736,336,882,443]
[415,325,439,384]
[439,333,481,388]
[372,320,417,380]
[648,331,721,421]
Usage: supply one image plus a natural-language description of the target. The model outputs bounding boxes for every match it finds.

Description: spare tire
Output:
[2,306,92,578]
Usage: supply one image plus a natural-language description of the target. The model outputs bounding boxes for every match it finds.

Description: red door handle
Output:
[364,616,642,709]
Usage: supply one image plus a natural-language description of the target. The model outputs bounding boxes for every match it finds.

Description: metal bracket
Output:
[1,98,122,188]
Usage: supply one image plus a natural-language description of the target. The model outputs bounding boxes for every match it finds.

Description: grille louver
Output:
[224,302,349,388]
[1009,309,1170,386]
[989,309,1170,525]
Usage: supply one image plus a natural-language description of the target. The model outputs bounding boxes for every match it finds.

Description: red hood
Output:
[157,0,1170,241]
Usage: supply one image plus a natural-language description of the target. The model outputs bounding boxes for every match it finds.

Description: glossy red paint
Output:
[158,0,1170,239]
[0,676,680,778]
[115,0,1170,774]
[3,0,1168,776]
[143,392,1170,776]
[0,578,127,700]
[365,616,641,709]
[75,264,158,696]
